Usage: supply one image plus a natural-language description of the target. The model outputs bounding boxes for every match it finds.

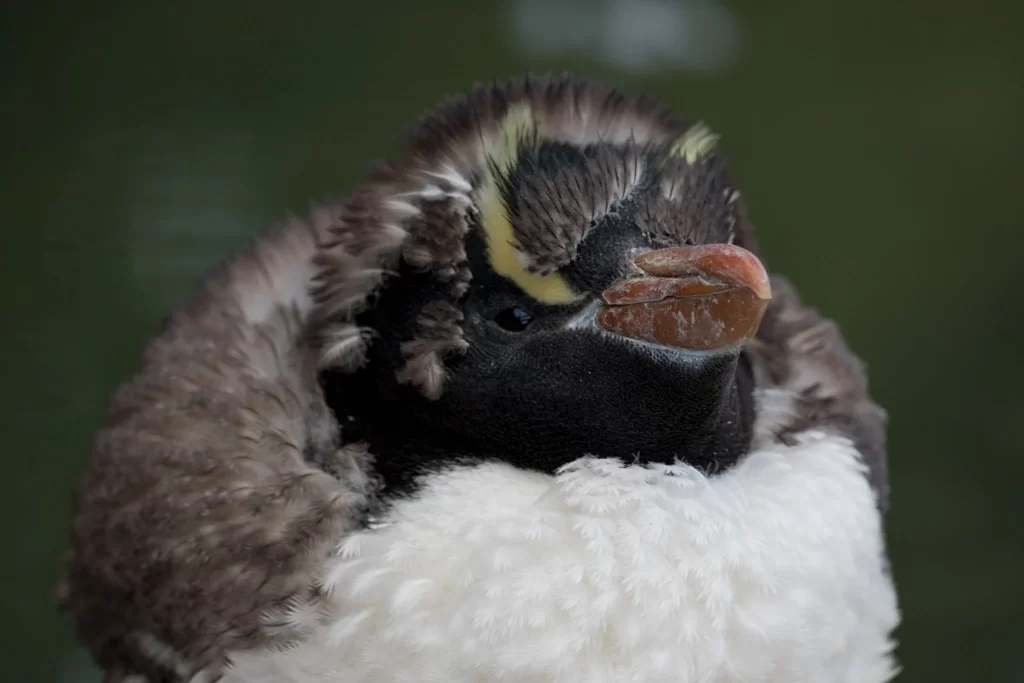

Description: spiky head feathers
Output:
[310,75,754,399]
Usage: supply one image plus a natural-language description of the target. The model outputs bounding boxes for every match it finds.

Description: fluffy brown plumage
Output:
[58,75,887,682]
[58,213,373,680]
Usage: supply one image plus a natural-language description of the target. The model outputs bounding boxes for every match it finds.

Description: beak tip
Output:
[752,275,772,301]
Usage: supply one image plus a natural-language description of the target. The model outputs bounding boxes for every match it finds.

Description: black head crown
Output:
[315,76,771,493]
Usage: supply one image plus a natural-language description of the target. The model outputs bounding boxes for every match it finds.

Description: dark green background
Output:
[3,1,1021,681]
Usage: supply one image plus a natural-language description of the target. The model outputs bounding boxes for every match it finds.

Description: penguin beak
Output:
[597,244,772,351]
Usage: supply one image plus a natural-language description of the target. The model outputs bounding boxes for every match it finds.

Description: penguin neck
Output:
[320,350,757,499]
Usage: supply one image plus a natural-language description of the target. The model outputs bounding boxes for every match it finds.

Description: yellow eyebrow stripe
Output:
[478,105,582,305]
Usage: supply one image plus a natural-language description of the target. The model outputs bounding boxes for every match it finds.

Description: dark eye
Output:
[494,306,533,332]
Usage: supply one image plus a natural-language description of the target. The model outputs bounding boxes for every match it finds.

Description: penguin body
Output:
[59,76,898,683]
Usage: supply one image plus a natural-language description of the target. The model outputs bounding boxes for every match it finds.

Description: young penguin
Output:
[59,76,899,683]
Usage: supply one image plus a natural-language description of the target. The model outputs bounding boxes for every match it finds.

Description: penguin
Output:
[58,75,899,683]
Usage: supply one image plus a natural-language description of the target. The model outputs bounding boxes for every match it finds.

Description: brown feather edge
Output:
[57,206,375,681]
[747,275,890,512]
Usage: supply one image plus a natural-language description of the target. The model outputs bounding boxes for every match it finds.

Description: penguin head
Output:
[315,77,771,491]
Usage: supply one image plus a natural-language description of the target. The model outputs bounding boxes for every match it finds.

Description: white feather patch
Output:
[225,431,899,683]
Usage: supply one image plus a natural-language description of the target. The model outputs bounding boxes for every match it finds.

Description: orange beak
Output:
[597,244,772,351]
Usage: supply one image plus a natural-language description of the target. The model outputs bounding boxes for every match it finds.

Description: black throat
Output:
[320,342,756,497]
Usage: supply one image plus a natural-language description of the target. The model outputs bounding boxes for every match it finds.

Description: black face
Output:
[322,204,757,494]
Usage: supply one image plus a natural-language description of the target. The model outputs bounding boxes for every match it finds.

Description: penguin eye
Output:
[494,306,533,332]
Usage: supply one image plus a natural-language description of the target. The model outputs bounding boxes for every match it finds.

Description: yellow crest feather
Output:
[478,105,581,305]
[669,122,720,164]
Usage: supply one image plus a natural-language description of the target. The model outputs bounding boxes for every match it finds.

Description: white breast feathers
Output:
[224,429,899,683]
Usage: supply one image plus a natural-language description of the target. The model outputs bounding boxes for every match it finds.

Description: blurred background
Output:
[2,1,1021,681]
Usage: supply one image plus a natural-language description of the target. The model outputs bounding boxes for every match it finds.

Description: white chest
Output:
[224,431,899,683]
